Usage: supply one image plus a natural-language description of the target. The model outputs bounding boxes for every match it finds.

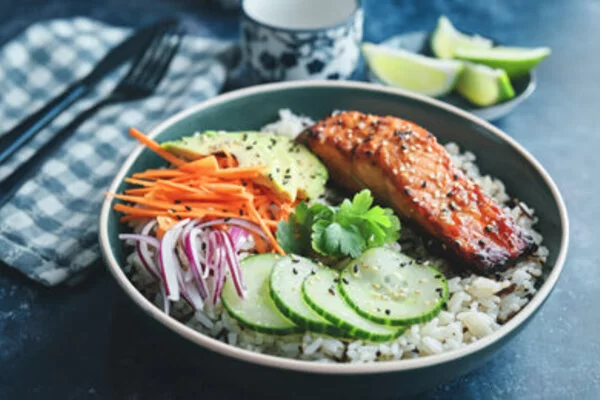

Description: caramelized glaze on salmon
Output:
[302,111,533,273]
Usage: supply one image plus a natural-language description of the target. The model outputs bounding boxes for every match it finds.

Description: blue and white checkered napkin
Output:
[0,18,237,286]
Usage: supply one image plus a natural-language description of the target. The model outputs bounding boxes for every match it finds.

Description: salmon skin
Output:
[301,111,534,273]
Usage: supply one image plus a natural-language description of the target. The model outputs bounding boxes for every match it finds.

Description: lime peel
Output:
[362,42,463,98]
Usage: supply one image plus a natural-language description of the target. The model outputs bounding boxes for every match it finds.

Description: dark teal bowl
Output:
[99,81,568,399]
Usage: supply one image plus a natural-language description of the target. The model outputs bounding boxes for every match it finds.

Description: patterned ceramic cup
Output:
[241,0,363,82]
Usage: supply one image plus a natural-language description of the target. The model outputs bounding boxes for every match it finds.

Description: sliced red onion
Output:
[158,219,190,301]
[229,226,249,251]
[183,227,209,300]
[184,280,205,310]
[118,233,160,247]
[208,231,227,305]
[190,218,268,240]
[160,285,170,315]
[119,222,161,280]
[221,231,246,297]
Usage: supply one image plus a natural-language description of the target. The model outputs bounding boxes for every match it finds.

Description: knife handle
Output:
[0,83,89,166]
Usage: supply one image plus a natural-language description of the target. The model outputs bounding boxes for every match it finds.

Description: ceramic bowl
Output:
[99,81,568,399]
[366,32,537,121]
[240,0,363,82]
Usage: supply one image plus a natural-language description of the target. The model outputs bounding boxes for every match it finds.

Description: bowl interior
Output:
[103,81,566,373]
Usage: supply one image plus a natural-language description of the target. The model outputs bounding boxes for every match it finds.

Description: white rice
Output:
[124,109,548,363]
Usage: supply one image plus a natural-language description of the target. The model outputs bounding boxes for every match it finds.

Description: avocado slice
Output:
[161,131,328,202]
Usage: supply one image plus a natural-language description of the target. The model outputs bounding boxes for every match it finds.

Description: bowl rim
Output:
[99,80,569,375]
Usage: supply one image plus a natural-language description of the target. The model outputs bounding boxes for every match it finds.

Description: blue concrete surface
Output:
[0,0,598,398]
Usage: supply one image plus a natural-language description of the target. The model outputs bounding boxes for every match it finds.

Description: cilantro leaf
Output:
[312,221,364,258]
[275,189,401,260]
[276,202,312,254]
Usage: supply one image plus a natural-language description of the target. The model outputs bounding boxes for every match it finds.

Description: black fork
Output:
[0,24,184,208]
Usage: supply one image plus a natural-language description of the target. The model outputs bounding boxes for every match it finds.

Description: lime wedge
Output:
[430,16,493,59]
[454,46,551,78]
[362,43,463,97]
[455,62,515,107]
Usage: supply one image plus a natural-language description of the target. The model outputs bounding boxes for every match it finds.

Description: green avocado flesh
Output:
[161,131,328,202]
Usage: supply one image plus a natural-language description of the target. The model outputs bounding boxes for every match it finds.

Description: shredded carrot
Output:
[129,128,186,167]
[112,127,297,255]
[179,156,219,173]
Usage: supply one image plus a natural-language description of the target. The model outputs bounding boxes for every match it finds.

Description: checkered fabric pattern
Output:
[0,18,236,286]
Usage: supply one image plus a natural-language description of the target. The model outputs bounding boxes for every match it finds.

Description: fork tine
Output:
[121,22,176,85]
[143,28,185,89]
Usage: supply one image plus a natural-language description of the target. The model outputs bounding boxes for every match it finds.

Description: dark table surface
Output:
[1,0,598,399]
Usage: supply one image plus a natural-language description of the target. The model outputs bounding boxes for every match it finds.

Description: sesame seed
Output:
[328,287,336,296]
[174,200,181,204]
[342,278,349,285]
[292,268,298,275]
[421,181,427,188]
[385,309,391,315]
[185,205,192,211]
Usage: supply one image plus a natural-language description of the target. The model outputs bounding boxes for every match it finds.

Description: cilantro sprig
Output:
[276,190,401,259]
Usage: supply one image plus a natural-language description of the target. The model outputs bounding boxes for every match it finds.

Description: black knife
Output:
[0,18,176,166]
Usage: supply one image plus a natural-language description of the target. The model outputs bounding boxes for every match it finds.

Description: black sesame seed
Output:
[292,259,300,264]
[311,270,316,275]
[242,133,248,141]
[185,205,192,211]
[292,268,298,275]
[285,167,290,174]
[333,278,339,283]
[168,208,176,213]
[449,202,457,211]
[245,145,253,150]
[478,239,485,247]
[174,200,181,204]
[453,173,459,181]
[401,144,408,151]
[404,188,411,196]
[364,135,373,143]
[434,274,442,279]
[342,278,349,285]
[485,225,493,233]
[421,181,427,188]
[175,215,182,220]
[268,173,274,181]
[242,182,247,187]
[447,191,454,198]
[328,287,336,296]
[366,150,374,156]
[385,309,391,315]
[224,218,231,222]
[270,138,277,146]
[353,264,359,273]
[239,209,244,216]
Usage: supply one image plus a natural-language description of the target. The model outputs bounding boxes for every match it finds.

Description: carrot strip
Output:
[247,200,284,255]
[130,128,186,167]
[125,177,156,187]
[179,156,219,173]
[132,170,185,180]
[124,188,153,196]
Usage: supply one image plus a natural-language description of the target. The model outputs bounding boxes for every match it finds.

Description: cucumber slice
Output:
[222,254,299,335]
[270,256,341,335]
[339,248,448,326]
[302,268,403,342]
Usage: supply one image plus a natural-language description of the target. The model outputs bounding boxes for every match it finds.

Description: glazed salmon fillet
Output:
[302,111,533,273]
